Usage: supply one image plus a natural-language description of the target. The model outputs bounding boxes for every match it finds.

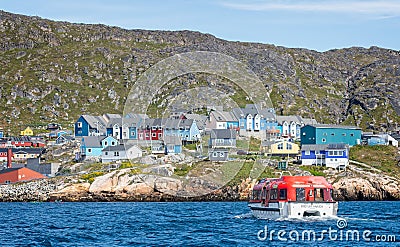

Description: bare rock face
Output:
[332,174,400,200]
[49,182,91,202]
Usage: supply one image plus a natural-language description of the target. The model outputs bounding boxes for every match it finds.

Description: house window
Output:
[111,141,115,146]
[104,141,108,146]
[5,180,11,184]
[286,143,292,150]
[87,148,92,153]
[342,133,346,136]
[305,150,310,155]
[323,132,327,136]
[114,152,119,156]
[213,152,217,157]
[278,143,283,150]
[219,152,224,157]
[350,133,354,137]
[152,133,156,137]
[105,152,108,155]
[316,150,320,155]
[77,122,82,128]
[139,133,143,139]
[331,133,335,136]
[302,132,306,136]
[322,138,326,142]
[152,127,157,130]
[131,131,136,136]
[145,133,149,137]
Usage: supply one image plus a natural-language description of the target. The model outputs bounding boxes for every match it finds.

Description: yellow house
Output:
[265,140,300,156]
[20,127,34,136]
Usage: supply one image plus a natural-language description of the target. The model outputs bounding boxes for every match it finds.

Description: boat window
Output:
[270,189,278,200]
[279,189,287,200]
[261,188,267,199]
[296,188,306,201]
[314,188,324,201]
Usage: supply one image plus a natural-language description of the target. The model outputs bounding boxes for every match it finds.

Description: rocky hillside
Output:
[1,10,400,133]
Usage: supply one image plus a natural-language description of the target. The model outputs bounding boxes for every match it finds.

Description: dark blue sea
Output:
[0,201,398,246]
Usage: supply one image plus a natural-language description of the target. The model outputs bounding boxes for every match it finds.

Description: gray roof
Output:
[301,144,328,151]
[82,136,105,148]
[210,129,237,139]
[82,115,107,131]
[163,118,194,129]
[102,144,140,152]
[232,105,275,121]
[211,111,238,122]
[327,143,349,150]
[308,124,361,130]
[302,118,318,125]
[276,115,303,125]
[184,114,207,130]
[102,144,127,152]
[164,136,182,145]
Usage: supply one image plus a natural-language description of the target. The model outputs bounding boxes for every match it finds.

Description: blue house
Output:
[164,136,182,154]
[301,143,349,170]
[207,111,239,130]
[163,119,200,143]
[300,124,362,146]
[81,136,119,159]
[74,115,107,137]
[232,104,278,138]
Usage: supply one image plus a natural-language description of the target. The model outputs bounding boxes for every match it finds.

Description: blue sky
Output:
[1,0,399,51]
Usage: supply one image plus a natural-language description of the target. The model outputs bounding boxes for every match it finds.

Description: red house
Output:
[137,118,163,141]
[0,167,46,184]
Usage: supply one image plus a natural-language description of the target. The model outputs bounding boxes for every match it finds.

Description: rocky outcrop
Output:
[0,167,400,202]
[332,173,400,201]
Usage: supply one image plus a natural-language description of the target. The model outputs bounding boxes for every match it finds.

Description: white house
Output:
[101,144,142,163]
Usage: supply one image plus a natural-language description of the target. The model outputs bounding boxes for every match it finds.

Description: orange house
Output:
[0,167,46,184]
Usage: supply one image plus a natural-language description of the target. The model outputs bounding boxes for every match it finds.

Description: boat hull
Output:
[248,201,338,219]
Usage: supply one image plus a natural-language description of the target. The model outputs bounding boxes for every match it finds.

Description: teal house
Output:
[300,124,362,146]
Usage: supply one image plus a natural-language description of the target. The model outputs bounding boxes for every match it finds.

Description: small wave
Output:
[275,215,341,222]
[234,212,253,219]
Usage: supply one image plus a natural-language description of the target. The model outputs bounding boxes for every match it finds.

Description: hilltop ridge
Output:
[0,10,400,133]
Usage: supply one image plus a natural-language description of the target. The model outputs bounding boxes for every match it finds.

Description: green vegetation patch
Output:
[350,145,400,176]
[81,171,105,183]
[299,165,327,177]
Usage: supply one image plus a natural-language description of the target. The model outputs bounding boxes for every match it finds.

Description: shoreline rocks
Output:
[0,167,399,202]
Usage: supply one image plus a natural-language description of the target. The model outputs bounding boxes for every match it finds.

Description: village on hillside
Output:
[0,104,399,184]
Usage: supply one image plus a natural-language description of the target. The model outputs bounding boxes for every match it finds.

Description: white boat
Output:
[248,176,338,219]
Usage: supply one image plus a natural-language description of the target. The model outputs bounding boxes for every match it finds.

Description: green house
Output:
[300,124,362,146]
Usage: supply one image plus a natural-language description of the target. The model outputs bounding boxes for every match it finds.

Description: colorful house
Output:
[137,118,164,141]
[0,167,46,184]
[20,127,34,136]
[301,143,349,170]
[264,140,300,157]
[362,133,399,147]
[74,115,107,137]
[209,129,237,148]
[81,136,119,159]
[276,115,317,140]
[232,104,277,138]
[300,124,362,147]
[101,144,142,163]
[163,119,200,143]
[164,136,182,154]
[207,111,238,130]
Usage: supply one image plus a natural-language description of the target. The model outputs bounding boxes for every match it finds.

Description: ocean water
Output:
[0,201,398,246]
